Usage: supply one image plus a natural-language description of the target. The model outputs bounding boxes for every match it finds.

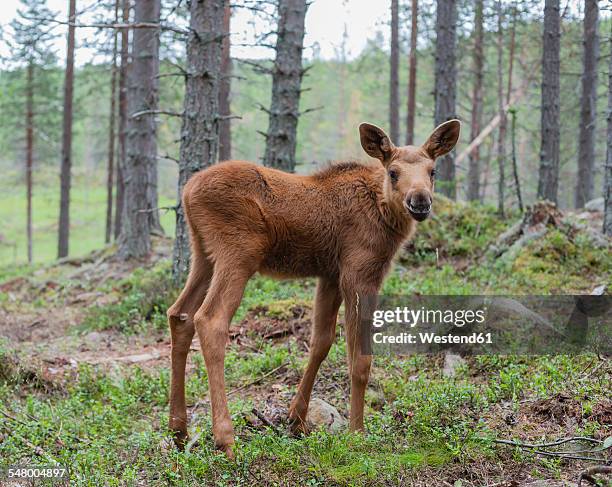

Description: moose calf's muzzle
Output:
[405,192,432,222]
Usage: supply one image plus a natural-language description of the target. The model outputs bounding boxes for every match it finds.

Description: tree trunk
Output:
[105,0,119,244]
[262,0,308,172]
[218,0,232,161]
[507,6,521,212]
[114,0,129,240]
[118,0,161,259]
[172,0,225,283]
[537,0,560,204]
[496,0,506,217]
[467,0,484,201]
[406,0,418,145]
[25,61,34,264]
[575,0,599,208]
[434,0,457,199]
[389,0,400,143]
[604,34,612,236]
[57,0,76,258]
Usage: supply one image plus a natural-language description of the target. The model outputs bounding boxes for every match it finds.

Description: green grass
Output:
[0,168,176,266]
[1,335,608,486]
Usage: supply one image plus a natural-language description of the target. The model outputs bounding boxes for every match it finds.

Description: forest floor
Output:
[0,198,611,486]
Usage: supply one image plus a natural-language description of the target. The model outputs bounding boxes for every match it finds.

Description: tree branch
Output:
[130,109,182,119]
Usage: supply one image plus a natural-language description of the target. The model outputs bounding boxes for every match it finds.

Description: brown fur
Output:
[167,120,461,457]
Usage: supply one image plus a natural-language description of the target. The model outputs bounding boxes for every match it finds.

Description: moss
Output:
[403,196,516,266]
[81,260,177,333]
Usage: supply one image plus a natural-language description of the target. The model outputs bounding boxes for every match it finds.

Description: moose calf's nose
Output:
[407,193,432,213]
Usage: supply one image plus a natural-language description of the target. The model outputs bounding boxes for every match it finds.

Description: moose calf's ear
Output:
[359,123,395,164]
[422,119,461,159]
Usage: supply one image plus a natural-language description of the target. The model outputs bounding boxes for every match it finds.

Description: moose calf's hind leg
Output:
[195,265,253,458]
[289,278,341,434]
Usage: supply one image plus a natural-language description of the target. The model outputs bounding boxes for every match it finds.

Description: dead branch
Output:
[158,153,180,164]
[137,205,178,214]
[216,114,243,121]
[251,408,281,433]
[227,362,289,396]
[130,109,182,119]
[578,466,612,486]
[492,437,602,449]
[492,437,610,463]
[21,15,189,36]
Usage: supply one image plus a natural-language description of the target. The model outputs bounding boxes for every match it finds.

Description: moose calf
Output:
[167,120,461,457]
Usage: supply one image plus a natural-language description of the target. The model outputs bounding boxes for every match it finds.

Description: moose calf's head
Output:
[359,120,461,222]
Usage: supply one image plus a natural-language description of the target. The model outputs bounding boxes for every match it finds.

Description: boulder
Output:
[306,398,347,432]
[584,197,604,212]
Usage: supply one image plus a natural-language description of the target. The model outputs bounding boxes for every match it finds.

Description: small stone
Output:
[443,352,467,377]
[306,398,347,432]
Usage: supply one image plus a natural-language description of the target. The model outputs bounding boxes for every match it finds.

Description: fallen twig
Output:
[577,466,612,486]
[492,437,602,449]
[227,362,289,396]
[492,437,610,463]
[189,362,290,416]
[251,408,280,433]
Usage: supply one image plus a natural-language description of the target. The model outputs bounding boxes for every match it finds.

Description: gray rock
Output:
[584,197,604,212]
[443,352,467,377]
[306,398,347,432]
[585,227,610,249]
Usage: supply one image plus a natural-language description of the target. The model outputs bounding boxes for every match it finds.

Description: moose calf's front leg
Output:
[343,285,375,431]
[289,278,342,434]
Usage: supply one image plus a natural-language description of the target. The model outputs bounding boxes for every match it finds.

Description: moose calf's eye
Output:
[389,169,398,182]
[430,169,437,178]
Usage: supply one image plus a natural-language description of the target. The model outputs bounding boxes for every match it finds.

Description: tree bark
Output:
[57,0,76,258]
[467,0,484,201]
[172,0,225,283]
[105,0,119,244]
[114,0,129,240]
[434,0,457,199]
[537,0,560,204]
[507,8,521,212]
[510,108,523,212]
[262,0,308,172]
[25,61,34,264]
[406,0,418,145]
[218,0,232,161]
[118,0,161,259]
[389,0,400,143]
[575,0,599,208]
[604,33,612,236]
[496,0,506,217]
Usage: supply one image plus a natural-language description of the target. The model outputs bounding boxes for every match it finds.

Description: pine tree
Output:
[9,0,57,263]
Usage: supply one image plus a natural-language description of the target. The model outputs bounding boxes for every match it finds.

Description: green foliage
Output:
[403,196,515,267]
[509,226,611,293]
[82,261,177,333]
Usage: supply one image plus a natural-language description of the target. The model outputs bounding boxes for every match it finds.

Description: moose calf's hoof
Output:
[288,415,309,436]
[171,430,188,451]
[214,441,235,460]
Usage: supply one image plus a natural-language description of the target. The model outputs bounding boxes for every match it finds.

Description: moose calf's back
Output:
[182,160,410,279]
